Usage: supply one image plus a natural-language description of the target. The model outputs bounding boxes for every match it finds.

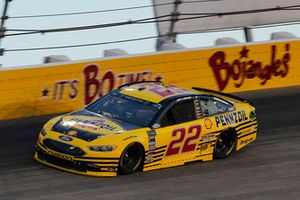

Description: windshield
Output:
[86,93,160,127]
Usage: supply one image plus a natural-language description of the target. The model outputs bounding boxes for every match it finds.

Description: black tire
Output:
[118,143,144,175]
[213,130,237,159]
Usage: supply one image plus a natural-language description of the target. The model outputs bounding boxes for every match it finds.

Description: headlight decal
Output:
[88,145,117,152]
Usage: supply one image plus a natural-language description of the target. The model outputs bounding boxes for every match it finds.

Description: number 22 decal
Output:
[165,124,202,156]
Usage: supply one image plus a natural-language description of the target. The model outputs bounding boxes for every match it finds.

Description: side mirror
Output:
[152,123,161,129]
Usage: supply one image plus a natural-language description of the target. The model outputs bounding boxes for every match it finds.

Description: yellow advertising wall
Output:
[0,39,299,120]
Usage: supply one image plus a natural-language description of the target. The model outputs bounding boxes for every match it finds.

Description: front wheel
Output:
[118,143,144,175]
[213,130,237,159]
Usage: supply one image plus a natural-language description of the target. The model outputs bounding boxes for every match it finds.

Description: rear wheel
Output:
[213,130,237,159]
[118,143,144,175]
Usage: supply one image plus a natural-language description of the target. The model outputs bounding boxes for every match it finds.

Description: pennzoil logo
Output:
[215,110,248,127]
[47,150,73,161]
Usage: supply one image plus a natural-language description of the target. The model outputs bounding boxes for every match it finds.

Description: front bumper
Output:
[35,142,119,177]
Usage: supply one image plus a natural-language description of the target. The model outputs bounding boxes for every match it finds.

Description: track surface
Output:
[0,87,300,200]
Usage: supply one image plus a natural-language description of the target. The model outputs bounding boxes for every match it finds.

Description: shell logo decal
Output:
[204,118,213,129]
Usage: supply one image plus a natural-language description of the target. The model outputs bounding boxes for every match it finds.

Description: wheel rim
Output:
[120,145,142,173]
[123,150,136,168]
[215,132,235,155]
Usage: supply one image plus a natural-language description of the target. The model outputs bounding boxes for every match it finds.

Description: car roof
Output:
[118,82,197,104]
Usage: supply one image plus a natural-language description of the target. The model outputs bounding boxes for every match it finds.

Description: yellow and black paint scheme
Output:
[34,82,257,177]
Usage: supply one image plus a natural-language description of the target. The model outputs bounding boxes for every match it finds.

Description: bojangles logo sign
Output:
[209,44,290,91]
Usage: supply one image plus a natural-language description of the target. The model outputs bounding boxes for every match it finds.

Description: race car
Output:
[34,81,258,177]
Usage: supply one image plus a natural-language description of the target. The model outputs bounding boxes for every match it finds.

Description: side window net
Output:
[160,99,196,127]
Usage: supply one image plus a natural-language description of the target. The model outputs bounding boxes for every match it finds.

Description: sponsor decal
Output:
[204,118,213,129]
[71,118,117,131]
[215,110,248,127]
[202,133,216,141]
[47,150,73,161]
[145,154,154,164]
[209,44,290,91]
[250,125,256,132]
[79,124,97,130]
[249,111,256,121]
[59,135,73,142]
[146,129,157,163]
[198,143,209,151]
[120,93,148,104]
[240,137,254,145]
[240,125,257,135]
[147,129,157,150]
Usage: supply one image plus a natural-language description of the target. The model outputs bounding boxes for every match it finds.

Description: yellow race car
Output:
[34,81,257,177]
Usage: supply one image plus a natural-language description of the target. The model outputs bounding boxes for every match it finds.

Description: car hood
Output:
[51,109,140,142]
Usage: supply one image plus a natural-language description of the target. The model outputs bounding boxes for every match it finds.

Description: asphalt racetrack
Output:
[0,86,300,200]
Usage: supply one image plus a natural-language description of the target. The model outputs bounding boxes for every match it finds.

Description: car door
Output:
[151,97,205,167]
[144,95,236,170]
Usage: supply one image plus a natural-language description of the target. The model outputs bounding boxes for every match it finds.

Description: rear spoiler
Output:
[192,87,255,107]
